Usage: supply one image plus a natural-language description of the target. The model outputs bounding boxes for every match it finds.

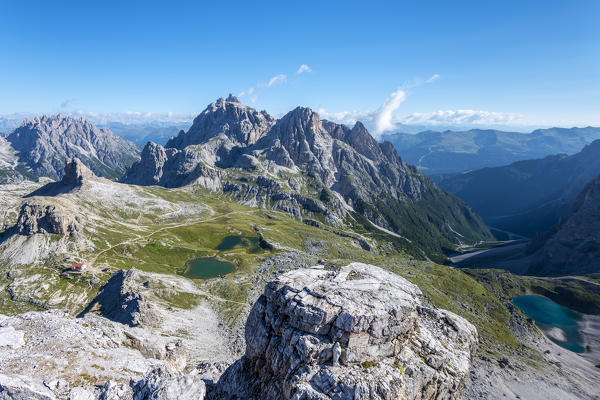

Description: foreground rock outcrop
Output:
[0,264,477,400]
[213,263,478,400]
[0,311,187,399]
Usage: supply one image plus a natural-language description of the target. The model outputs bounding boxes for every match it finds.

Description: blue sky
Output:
[1,0,599,132]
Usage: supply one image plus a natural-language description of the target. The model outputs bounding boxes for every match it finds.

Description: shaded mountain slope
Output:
[437,140,600,237]
[527,174,600,275]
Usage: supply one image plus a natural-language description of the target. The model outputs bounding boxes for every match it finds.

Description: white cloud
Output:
[318,89,407,136]
[238,87,255,98]
[400,109,522,126]
[318,89,523,136]
[296,64,312,74]
[426,74,440,83]
[373,89,407,134]
[317,109,371,126]
[268,74,287,87]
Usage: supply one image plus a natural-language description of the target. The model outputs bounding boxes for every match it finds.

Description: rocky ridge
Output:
[212,263,478,400]
[6,114,140,181]
[123,96,492,261]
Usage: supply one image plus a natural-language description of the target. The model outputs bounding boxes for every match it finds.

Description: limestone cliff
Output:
[212,263,478,400]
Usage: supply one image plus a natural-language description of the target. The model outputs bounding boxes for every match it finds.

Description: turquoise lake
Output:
[513,295,585,353]
[184,257,235,279]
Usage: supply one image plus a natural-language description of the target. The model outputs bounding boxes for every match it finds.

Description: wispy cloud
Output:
[319,87,523,136]
[296,64,312,74]
[318,89,408,137]
[400,109,522,125]
[268,74,287,87]
[317,109,372,126]
[426,74,440,83]
[60,98,76,108]
[373,90,407,134]
[239,65,313,102]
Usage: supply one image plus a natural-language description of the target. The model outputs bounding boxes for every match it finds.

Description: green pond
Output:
[184,257,235,279]
[513,295,585,353]
[216,235,261,253]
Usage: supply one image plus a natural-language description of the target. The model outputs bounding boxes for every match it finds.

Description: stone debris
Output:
[0,326,24,349]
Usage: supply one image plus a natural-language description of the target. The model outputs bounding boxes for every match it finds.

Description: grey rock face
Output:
[79,269,156,328]
[166,95,274,148]
[122,142,223,188]
[7,114,140,180]
[13,202,82,236]
[213,263,478,400]
[0,137,26,184]
[62,157,94,186]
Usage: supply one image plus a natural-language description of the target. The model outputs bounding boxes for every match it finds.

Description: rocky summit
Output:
[123,96,492,261]
[212,263,478,400]
[6,114,140,181]
[166,94,275,148]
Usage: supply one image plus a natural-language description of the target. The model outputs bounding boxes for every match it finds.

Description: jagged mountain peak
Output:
[19,114,98,136]
[124,98,493,261]
[7,114,140,181]
[166,96,275,149]
[226,93,240,103]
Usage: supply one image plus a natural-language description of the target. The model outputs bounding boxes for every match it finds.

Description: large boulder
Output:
[13,202,82,236]
[78,269,157,328]
[213,263,478,400]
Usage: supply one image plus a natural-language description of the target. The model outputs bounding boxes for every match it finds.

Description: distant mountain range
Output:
[123,94,493,261]
[100,122,191,146]
[436,140,600,237]
[382,127,600,175]
[0,115,140,182]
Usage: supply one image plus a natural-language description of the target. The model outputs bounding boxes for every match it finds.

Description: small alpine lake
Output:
[184,257,235,279]
[513,294,585,353]
[215,235,261,253]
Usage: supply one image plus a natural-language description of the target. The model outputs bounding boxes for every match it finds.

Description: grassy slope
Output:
[1,181,598,367]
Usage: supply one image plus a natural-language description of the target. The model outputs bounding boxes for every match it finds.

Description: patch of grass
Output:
[361,360,378,369]
[155,290,203,310]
